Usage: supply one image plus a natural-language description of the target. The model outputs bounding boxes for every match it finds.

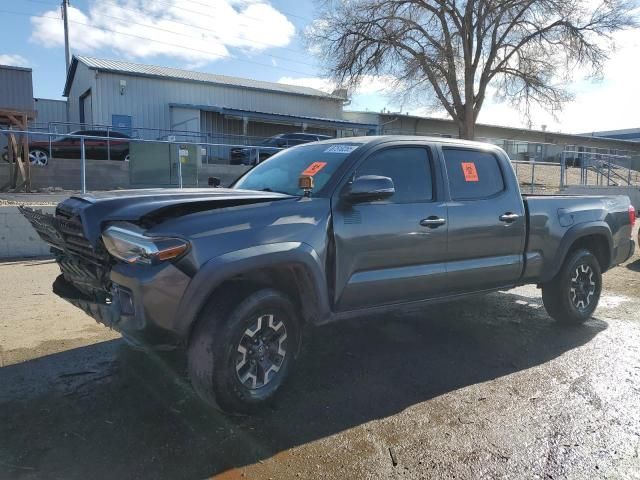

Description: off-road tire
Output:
[187,288,301,414]
[542,248,602,325]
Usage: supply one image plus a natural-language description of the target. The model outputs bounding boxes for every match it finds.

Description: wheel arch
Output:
[175,242,331,340]
[543,222,612,282]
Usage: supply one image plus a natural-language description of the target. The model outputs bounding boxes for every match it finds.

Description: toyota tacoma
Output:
[21,136,636,413]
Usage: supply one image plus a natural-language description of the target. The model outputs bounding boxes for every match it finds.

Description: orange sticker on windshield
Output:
[302,162,327,176]
[461,162,479,182]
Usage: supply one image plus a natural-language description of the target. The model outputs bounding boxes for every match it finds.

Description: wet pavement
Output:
[1,254,639,479]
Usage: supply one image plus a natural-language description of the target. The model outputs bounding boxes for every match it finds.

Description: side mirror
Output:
[208,176,221,187]
[344,175,395,203]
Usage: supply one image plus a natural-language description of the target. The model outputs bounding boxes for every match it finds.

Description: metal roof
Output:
[64,55,343,100]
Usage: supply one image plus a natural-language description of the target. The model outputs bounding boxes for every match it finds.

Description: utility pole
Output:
[62,0,71,71]
[62,0,71,122]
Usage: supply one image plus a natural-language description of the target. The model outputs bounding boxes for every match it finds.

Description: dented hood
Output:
[56,188,293,244]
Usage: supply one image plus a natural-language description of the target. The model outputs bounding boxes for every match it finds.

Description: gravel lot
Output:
[1,240,639,479]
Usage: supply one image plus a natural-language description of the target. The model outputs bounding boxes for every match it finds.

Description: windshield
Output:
[233,143,362,196]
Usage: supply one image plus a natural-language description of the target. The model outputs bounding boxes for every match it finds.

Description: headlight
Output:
[102,223,189,265]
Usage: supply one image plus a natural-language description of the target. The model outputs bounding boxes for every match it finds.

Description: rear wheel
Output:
[187,288,301,414]
[542,248,602,325]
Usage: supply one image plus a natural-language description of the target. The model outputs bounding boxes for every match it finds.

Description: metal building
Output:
[345,111,640,162]
[62,55,374,153]
[0,65,35,113]
[33,98,67,129]
[585,128,640,142]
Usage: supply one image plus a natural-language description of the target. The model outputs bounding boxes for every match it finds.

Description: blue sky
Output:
[1,0,325,98]
[2,0,639,133]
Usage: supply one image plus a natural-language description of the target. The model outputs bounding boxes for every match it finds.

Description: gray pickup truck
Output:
[22,136,636,413]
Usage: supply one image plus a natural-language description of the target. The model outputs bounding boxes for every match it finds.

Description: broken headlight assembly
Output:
[102,223,189,265]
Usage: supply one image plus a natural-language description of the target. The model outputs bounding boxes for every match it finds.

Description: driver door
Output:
[332,145,449,311]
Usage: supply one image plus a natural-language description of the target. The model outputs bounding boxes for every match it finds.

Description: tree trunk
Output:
[458,105,476,140]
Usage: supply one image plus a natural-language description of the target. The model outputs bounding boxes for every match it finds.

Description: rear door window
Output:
[443,148,504,200]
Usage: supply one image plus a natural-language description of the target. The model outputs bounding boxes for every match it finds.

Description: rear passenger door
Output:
[442,147,526,293]
[332,145,449,310]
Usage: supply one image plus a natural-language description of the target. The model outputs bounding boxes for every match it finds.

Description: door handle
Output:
[499,212,520,223]
[420,216,446,228]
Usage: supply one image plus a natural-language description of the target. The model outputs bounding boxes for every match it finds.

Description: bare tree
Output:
[308,0,637,139]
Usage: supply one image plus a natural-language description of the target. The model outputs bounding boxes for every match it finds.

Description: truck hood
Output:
[56,188,293,244]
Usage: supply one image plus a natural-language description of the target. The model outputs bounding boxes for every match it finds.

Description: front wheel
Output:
[29,148,49,166]
[542,248,602,325]
[187,288,301,414]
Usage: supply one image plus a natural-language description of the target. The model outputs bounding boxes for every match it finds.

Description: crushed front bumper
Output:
[53,273,181,350]
[21,204,190,349]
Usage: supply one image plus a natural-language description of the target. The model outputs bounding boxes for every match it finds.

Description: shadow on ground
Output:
[626,258,640,272]
[0,290,606,479]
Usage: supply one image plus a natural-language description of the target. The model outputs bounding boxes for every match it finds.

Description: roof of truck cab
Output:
[315,135,501,149]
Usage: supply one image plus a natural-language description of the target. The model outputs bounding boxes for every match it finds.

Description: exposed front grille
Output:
[21,205,112,297]
[54,213,109,264]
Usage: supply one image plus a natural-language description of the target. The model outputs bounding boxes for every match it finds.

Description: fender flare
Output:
[542,221,613,282]
[174,242,331,337]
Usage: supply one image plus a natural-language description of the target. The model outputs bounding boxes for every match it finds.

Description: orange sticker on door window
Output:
[302,162,327,176]
[461,162,479,182]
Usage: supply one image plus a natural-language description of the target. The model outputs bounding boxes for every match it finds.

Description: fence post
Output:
[560,152,565,189]
[530,159,535,194]
[80,136,86,194]
[177,144,183,189]
[583,156,587,185]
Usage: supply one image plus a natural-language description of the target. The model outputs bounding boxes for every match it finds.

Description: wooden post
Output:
[0,108,36,192]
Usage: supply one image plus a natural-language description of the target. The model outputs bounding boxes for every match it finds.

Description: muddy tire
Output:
[187,288,301,414]
[542,248,602,325]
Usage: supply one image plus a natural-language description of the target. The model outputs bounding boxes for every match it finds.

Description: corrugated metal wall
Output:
[200,111,336,145]
[0,66,34,113]
[33,98,67,127]
[67,63,97,128]
[342,111,640,158]
[201,111,244,144]
[89,71,342,133]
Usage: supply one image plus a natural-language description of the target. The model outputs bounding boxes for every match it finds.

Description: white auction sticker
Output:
[324,145,359,154]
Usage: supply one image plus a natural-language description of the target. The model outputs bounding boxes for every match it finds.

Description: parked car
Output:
[21,136,636,413]
[2,130,131,166]
[230,133,332,165]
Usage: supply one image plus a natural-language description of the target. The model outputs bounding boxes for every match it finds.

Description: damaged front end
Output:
[20,204,117,325]
[20,188,296,347]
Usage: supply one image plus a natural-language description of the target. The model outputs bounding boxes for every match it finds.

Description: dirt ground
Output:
[1,242,639,479]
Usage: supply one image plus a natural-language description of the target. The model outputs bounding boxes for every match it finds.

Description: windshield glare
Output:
[233,143,362,196]
[261,137,282,146]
